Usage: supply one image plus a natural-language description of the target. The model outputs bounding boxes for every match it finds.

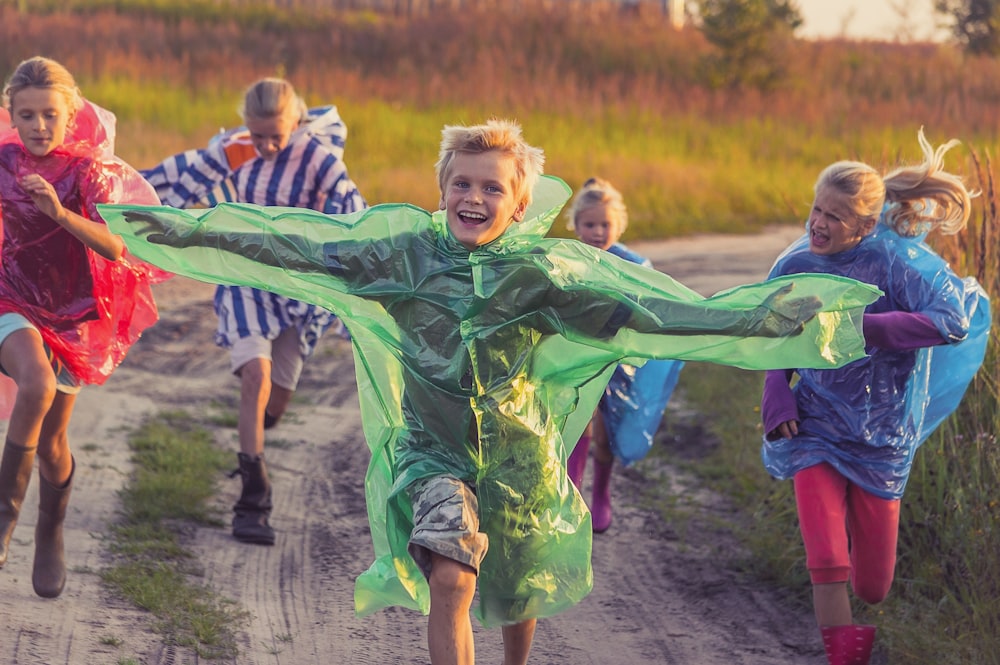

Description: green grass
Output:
[101,412,248,660]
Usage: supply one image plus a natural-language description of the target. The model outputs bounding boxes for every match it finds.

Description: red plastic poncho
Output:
[0,99,169,393]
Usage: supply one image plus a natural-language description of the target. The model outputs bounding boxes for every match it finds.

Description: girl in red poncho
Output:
[0,56,166,598]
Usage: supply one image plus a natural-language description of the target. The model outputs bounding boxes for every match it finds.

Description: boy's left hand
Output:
[756,284,822,337]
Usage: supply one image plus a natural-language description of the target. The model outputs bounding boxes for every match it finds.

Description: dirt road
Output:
[0,225,832,664]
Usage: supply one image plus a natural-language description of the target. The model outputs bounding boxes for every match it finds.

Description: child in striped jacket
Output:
[142,78,366,545]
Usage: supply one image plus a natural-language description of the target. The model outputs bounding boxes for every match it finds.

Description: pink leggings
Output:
[794,463,900,604]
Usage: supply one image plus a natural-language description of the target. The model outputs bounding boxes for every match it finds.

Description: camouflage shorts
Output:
[407,475,489,578]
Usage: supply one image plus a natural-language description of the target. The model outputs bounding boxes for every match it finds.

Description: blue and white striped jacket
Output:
[141,105,367,357]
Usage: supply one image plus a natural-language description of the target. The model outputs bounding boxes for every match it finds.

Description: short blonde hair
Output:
[816,128,971,237]
[566,177,628,233]
[2,56,82,117]
[435,118,544,209]
[239,77,307,124]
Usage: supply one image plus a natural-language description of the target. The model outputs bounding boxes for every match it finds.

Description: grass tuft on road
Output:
[101,411,247,660]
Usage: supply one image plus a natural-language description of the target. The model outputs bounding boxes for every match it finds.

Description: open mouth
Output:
[457,211,487,225]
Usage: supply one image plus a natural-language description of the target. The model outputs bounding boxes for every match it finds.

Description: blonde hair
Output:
[566,177,629,233]
[238,77,307,124]
[2,56,82,117]
[435,118,544,208]
[815,128,971,238]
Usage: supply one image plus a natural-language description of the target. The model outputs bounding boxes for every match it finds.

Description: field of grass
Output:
[1,2,997,662]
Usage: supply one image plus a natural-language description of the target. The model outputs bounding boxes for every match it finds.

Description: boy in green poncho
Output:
[100,119,879,665]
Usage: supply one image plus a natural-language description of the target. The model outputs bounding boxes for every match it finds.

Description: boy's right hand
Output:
[123,210,203,248]
[755,283,822,337]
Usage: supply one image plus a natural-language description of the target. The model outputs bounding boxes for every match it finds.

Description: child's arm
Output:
[21,173,124,261]
[120,208,333,275]
[863,311,947,350]
[761,368,799,440]
[629,283,823,338]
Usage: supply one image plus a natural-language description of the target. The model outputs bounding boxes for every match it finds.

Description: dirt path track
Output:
[1,226,833,664]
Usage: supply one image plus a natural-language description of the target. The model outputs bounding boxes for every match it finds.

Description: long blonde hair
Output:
[815,128,971,238]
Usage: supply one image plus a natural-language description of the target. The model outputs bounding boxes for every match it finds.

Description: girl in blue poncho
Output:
[141,78,367,545]
[565,177,683,533]
[761,129,989,665]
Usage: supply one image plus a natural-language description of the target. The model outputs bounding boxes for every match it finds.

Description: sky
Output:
[794,0,949,42]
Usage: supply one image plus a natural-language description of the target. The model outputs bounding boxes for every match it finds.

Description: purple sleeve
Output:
[761,369,798,440]
[863,311,947,351]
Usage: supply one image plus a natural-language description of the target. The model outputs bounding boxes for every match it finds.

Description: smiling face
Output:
[245,111,299,161]
[9,86,71,157]
[808,184,875,256]
[439,151,527,250]
[574,203,623,251]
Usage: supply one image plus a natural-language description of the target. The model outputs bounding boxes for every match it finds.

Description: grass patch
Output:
[101,411,247,660]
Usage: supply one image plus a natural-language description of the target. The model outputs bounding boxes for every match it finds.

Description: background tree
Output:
[935,0,1000,55]
[697,0,803,90]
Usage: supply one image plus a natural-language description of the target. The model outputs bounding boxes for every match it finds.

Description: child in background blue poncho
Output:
[98,119,878,665]
[760,129,990,665]
[565,177,684,533]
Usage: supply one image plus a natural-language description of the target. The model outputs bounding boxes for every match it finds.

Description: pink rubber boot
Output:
[820,624,876,665]
[567,435,590,490]
[591,458,613,533]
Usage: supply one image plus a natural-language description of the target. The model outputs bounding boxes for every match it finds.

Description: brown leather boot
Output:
[33,457,74,598]
[232,453,275,545]
[0,440,36,568]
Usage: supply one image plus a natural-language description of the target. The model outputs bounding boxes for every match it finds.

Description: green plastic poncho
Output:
[98,176,879,627]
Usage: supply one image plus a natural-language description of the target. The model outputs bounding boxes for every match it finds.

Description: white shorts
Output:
[0,313,82,394]
[229,326,304,391]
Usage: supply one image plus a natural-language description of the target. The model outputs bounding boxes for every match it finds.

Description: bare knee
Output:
[428,555,477,601]
[14,371,57,414]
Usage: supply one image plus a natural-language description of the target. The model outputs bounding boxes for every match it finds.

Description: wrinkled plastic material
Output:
[762,224,990,499]
[99,175,878,626]
[600,243,684,465]
[0,100,168,393]
[140,105,364,352]
[600,359,684,465]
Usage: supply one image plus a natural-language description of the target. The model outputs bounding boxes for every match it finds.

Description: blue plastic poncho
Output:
[762,223,990,499]
[601,243,684,464]
[97,176,879,626]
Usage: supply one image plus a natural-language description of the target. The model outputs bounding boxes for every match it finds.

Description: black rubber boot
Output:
[33,457,74,598]
[232,453,275,545]
[0,440,36,568]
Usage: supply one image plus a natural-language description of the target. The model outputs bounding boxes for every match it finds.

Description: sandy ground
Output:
[0,225,839,665]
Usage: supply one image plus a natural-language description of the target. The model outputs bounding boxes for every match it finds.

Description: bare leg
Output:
[813,582,853,626]
[502,619,537,665]
[36,391,76,487]
[427,552,477,665]
[1,328,58,447]
[265,383,294,424]
[237,357,271,457]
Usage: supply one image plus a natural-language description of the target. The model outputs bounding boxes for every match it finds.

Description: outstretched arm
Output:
[121,208,333,275]
[627,282,822,338]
